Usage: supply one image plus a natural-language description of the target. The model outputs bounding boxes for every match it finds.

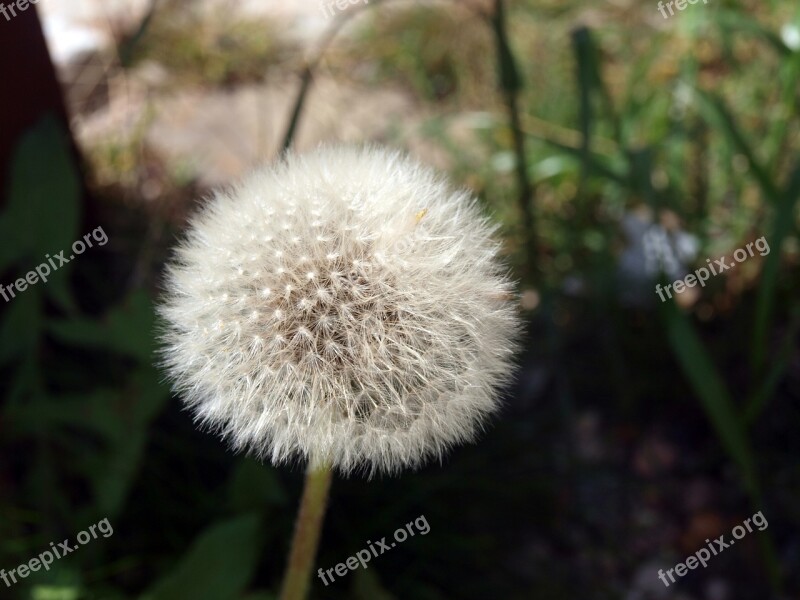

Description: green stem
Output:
[490,0,536,279]
[279,462,333,600]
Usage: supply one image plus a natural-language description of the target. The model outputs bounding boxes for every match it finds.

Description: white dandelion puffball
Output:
[159,146,520,475]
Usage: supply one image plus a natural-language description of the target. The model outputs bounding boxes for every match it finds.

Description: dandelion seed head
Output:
[159,146,521,476]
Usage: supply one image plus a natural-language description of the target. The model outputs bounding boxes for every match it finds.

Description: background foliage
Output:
[1,0,799,598]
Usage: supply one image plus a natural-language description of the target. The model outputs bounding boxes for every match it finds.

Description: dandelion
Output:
[158,145,520,598]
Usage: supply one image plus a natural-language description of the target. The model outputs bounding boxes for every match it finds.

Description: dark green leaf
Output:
[228,459,287,513]
[143,514,263,600]
[48,291,157,362]
[1,114,81,309]
[663,303,760,499]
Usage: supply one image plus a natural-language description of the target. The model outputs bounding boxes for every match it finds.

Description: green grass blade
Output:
[662,302,760,499]
[752,165,800,372]
[694,89,781,204]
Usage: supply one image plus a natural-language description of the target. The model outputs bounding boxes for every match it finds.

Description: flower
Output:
[159,146,520,475]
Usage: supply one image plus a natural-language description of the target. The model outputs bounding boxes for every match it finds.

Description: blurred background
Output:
[1,0,799,598]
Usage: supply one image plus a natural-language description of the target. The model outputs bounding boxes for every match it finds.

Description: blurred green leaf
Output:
[716,9,792,56]
[663,304,782,593]
[572,26,595,183]
[2,113,80,257]
[744,309,800,424]
[8,364,168,440]
[7,383,166,518]
[528,155,578,181]
[542,140,626,184]
[94,429,148,517]
[48,290,157,362]
[4,357,43,409]
[1,113,81,311]
[0,216,27,270]
[7,390,120,439]
[31,585,82,600]
[663,303,760,499]
[143,514,263,600]
[351,568,396,600]
[228,459,287,513]
[490,0,522,94]
[128,363,171,424]
[0,286,43,365]
[752,165,800,372]
[571,26,622,148]
[695,90,780,204]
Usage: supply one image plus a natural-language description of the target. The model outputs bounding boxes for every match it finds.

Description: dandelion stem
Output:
[279,461,333,600]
